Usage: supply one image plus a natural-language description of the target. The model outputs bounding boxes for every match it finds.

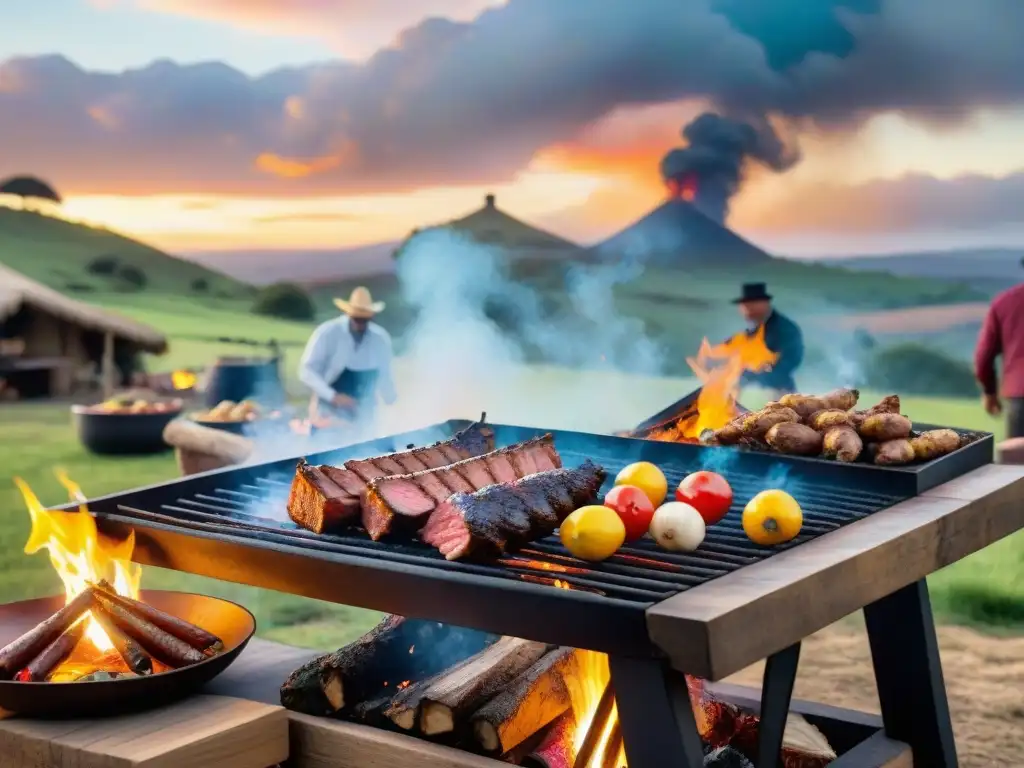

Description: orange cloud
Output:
[255,152,347,179]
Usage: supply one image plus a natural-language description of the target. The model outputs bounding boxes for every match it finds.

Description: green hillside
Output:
[0,207,252,299]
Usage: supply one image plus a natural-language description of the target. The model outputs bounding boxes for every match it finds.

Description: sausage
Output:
[910,429,961,462]
[822,425,863,462]
[765,423,824,456]
[873,439,916,466]
[858,413,913,442]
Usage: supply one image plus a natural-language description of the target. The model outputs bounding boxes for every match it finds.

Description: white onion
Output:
[649,502,706,552]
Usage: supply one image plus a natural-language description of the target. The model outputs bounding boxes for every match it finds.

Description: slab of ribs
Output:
[286,416,607,560]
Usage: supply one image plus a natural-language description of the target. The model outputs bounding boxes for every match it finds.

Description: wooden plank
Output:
[646,465,1024,680]
[829,732,913,768]
[289,712,506,768]
[0,695,288,768]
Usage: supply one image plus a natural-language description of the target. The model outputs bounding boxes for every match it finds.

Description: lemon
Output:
[560,505,626,562]
[615,461,668,507]
[742,489,803,546]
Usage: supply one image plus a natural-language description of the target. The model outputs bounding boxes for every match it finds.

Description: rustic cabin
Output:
[0,264,167,399]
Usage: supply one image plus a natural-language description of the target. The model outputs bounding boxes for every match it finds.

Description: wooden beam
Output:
[646,464,1024,680]
[101,331,115,399]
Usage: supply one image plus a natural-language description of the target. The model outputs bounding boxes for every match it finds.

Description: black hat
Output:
[732,282,772,304]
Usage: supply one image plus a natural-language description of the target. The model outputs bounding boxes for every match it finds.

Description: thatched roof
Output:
[0,263,168,354]
[394,194,581,259]
[0,176,61,203]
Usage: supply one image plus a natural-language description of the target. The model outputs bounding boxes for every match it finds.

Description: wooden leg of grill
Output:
[608,656,705,768]
[757,641,801,768]
[863,579,958,768]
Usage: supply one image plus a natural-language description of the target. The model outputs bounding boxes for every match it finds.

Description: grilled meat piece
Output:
[362,435,561,541]
[286,460,361,534]
[421,460,607,561]
[345,417,496,483]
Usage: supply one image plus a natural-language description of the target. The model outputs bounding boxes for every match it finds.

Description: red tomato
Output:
[675,471,733,525]
[603,485,655,542]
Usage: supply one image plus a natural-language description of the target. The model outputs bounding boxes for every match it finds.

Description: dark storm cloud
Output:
[0,0,1022,195]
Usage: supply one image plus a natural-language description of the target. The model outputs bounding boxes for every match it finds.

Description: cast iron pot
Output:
[72,405,181,455]
[0,590,255,718]
[203,356,284,409]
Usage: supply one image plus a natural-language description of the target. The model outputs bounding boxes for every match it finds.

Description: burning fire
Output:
[565,652,626,767]
[667,173,698,203]
[171,369,198,390]
[14,471,141,658]
[651,324,779,442]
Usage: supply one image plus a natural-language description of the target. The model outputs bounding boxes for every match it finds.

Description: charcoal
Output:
[703,746,755,768]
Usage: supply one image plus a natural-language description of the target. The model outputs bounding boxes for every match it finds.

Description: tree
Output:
[116,265,148,291]
[252,282,316,321]
[0,175,62,209]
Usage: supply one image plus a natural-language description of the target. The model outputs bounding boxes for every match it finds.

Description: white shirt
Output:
[298,317,397,406]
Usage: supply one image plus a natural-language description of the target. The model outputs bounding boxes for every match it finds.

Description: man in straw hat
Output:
[298,286,396,429]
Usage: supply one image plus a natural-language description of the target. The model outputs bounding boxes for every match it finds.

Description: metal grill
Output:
[78,419,991,654]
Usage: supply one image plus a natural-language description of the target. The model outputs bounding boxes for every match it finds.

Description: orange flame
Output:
[652,324,779,442]
[14,471,141,653]
[171,370,197,390]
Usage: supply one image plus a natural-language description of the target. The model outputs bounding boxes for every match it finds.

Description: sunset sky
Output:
[1,0,1024,257]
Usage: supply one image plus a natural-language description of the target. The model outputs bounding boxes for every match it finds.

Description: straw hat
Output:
[333,287,385,318]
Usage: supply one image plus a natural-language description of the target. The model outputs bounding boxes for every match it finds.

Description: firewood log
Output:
[471,647,580,754]
[280,615,496,717]
[521,714,573,768]
[162,419,253,464]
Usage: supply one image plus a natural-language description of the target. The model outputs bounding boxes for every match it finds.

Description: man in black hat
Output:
[733,282,804,395]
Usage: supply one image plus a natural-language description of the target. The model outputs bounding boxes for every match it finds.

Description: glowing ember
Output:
[14,471,141,656]
[171,369,197,390]
[397,680,411,690]
[651,324,779,442]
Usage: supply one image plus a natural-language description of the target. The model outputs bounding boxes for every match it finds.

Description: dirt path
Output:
[724,623,1024,767]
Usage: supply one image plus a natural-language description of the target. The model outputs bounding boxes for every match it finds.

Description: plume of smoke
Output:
[382,229,666,433]
[660,112,799,223]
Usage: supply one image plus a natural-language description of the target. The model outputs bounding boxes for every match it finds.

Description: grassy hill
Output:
[0,207,252,299]
[828,248,1020,295]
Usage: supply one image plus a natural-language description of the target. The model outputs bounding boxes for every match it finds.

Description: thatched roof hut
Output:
[0,264,167,397]
[393,194,582,262]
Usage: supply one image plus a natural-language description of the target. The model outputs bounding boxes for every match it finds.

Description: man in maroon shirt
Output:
[975,272,1024,438]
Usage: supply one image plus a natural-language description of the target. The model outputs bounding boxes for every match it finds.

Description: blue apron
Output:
[318,367,379,422]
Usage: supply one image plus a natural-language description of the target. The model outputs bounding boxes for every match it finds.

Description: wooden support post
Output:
[101,331,115,398]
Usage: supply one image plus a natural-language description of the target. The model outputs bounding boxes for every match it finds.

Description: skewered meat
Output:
[806,409,851,432]
[765,423,823,456]
[739,406,800,439]
[910,429,961,461]
[858,413,913,442]
[873,439,916,466]
[421,460,607,561]
[362,435,562,541]
[822,426,863,462]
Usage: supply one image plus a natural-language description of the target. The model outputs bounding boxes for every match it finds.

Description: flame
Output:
[667,173,698,203]
[171,370,197,390]
[565,652,626,766]
[14,471,142,653]
[397,680,411,690]
[651,324,779,442]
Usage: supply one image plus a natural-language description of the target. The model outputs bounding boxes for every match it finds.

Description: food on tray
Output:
[602,485,655,541]
[0,582,223,683]
[90,395,182,415]
[702,390,965,466]
[559,505,626,561]
[675,471,733,526]
[742,490,802,546]
[765,422,823,456]
[193,399,259,423]
[614,461,668,506]
[649,502,706,552]
[363,434,560,541]
[822,425,863,462]
[285,416,495,534]
[421,460,607,561]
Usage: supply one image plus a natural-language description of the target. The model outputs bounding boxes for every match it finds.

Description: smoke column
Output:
[660,112,798,223]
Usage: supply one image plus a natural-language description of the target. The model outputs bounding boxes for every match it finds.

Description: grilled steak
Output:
[421,460,607,561]
[286,417,496,535]
[287,460,362,533]
[362,435,561,541]
[344,417,496,484]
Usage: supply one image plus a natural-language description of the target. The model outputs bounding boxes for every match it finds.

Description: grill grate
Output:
[114,435,907,607]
